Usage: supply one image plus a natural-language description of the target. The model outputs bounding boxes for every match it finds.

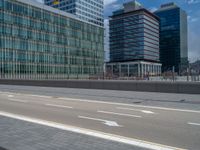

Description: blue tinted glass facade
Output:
[155,5,188,73]
[0,0,104,79]
[44,0,104,27]
[109,9,160,63]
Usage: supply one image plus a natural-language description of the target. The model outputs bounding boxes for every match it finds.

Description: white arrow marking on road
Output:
[116,107,155,114]
[141,110,155,114]
[188,122,200,126]
[78,116,122,127]
[104,121,121,127]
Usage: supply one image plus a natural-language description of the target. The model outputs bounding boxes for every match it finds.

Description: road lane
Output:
[0,92,200,149]
[3,91,200,114]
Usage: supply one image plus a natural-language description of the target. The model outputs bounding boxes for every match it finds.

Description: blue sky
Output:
[36,0,200,62]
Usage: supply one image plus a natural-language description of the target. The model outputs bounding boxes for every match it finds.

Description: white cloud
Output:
[34,0,43,3]
[149,7,158,12]
[104,0,118,6]
[188,30,200,62]
[188,15,199,22]
[186,0,200,4]
[188,11,200,62]
[191,18,199,22]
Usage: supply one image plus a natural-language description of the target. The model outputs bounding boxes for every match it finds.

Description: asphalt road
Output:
[0,90,200,150]
[0,85,200,110]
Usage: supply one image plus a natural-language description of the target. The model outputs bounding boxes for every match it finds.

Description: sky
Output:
[35,0,200,62]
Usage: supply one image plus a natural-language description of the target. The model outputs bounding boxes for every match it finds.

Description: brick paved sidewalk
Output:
[0,116,147,150]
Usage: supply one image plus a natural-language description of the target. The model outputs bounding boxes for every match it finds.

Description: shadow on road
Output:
[0,147,8,150]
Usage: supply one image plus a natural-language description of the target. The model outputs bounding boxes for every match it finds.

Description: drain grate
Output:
[132,101,142,104]
[180,99,186,102]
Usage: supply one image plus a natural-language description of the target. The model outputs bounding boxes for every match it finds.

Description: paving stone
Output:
[0,116,148,150]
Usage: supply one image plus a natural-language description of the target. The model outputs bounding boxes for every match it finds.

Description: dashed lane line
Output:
[45,103,73,109]
[8,98,28,103]
[97,110,142,118]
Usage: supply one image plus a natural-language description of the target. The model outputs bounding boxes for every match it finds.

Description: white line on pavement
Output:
[79,115,108,122]
[116,107,155,114]
[188,122,200,126]
[30,95,52,99]
[58,97,200,114]
[78,115,122,127]
[8,98,28,103]
[0,111,186,150]
[1,91,200,114]
[45,104,73,109]
[8,95,14,98]
[98,110,142,118]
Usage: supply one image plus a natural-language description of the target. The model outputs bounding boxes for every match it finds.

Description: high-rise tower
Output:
[106,1,161,77]
[155,3,188,73]
[44,0,104,27]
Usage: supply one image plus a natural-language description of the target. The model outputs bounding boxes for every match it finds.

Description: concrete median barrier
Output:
[0,79,199,94]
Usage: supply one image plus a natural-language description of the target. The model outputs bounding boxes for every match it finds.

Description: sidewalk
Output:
[0,116,147,150]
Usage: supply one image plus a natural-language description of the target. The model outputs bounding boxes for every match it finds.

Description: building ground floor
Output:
[0,62,103,79]
[106,61,162,77]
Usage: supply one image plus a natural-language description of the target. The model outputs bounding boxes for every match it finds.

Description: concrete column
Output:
[138,63,140,77]
[141,64,143,78]
[111,64,113,76]
[119,64,121,77]
[152,65,154,75]
[128,64,130,77]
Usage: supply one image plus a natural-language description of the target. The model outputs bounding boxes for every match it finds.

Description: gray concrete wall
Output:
[0,79,199,94]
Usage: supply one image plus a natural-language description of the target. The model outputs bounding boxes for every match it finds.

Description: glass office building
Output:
[0,0,104,79]
[106,1,161,77]
[44,0,104,27]
[155,3,188,73]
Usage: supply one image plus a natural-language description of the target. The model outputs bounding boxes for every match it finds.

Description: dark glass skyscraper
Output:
[106,1,161,77]
[155,3,188,73]
[109,1,160,63]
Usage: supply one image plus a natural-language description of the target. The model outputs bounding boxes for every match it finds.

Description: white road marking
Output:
[58,97,200,114]
[78,115,122,127]
[98,110,141,118]
[1,91,200,114]
[188,122,200,126]
[0,111,185,150]
[30,95,52,99]
[8,95,14,98]
[0,92,13,94]
[45,104,73,109]
[116,107,155,114]
[8,98,28,103]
